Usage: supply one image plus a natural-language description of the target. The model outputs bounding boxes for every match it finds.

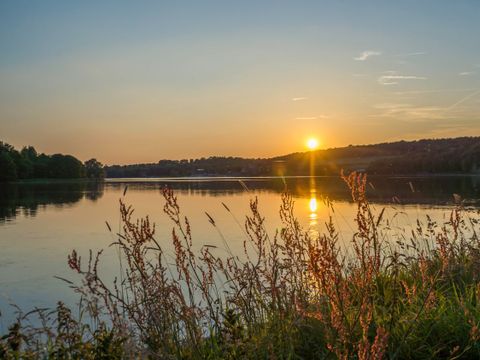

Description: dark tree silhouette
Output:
[105,137,480,178]
[0,151,17,181]
[84,158,105,179]
[0,141,89,181]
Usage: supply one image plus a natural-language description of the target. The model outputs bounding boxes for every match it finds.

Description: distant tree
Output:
[15,156,34,178]
[0,142,18,181]
[48,154,85,178]
[0,142,15,153]
[0,152,17,181]
[84,158,105,179]
[14,147,36,178]
[33,154,50,178]
[0,141,92,180]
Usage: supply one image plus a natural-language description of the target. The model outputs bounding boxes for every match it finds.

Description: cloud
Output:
[371,89,480,122]
[354,50,381,61]
[295,115,329,120]
[373,103,411,110]
[370,103,446,121]
[378,72,427,85]
[394,88,476,96]
[459,71,475,76]
[295,117,317,120]
[292,97,307,101]
[395,51,427,57]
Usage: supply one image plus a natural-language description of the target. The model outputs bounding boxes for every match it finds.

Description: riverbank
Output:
[8,178,104,184]
[1,172,480,359]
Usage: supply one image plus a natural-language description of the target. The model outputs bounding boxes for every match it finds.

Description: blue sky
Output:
[1,1,479,163]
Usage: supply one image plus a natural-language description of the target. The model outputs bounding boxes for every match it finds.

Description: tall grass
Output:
[2,172,480,359]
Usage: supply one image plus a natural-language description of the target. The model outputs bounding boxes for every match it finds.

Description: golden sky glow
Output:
[1,1,479,164]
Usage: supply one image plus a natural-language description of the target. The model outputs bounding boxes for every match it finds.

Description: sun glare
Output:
[306,138,319,150]
[309,197,318,213]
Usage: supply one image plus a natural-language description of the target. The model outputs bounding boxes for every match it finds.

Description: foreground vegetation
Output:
[1,172,480,359]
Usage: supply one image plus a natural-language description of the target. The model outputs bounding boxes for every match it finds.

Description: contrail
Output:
[446,89,480,111]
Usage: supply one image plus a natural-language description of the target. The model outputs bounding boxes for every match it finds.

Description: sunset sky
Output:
[1,1,479,164]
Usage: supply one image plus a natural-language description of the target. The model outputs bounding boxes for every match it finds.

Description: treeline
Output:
[105,137,480,177]
[0,141,105,181]
[4,137,479,180]
[106,157,272,177]
[367,137,480,174]
[275,137,480,176]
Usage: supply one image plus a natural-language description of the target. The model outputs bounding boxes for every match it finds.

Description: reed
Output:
[2,172,480,359]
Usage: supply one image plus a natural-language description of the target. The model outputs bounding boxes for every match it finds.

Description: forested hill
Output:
[106,136,480,177]
[2,137,479,181]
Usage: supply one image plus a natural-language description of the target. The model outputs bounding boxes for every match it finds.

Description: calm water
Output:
[1,176,479,327]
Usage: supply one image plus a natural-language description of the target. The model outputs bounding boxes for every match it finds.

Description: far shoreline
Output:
[4,173,480,185]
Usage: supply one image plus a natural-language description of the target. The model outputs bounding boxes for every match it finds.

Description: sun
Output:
[306,138,319,150]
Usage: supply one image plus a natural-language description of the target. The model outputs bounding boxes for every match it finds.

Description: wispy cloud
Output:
[291,97,307,101]
[394,51,427,57]
[370,103,446,121]
[394,88,476,96]
[378,71,427,85]
[354,50,381,61]
[373,103,411,110]
[295,115,329,120]
[371,89,480,122]
[459,71,475,76]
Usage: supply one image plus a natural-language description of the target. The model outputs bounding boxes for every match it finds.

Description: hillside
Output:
[105,136,480,177]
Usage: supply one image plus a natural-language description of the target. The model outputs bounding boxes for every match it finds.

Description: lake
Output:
[1,176,479,327]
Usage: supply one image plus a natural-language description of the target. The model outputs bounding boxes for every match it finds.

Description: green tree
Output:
[19,146,38,178]
[33,153,50,178]
[48,154,85,178]
[20,146,38,161]
[84,158,105,179]
[0,152,17,181]
[0,142,19,181]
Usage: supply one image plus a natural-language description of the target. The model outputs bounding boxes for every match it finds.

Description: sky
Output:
[1,0,479,164]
